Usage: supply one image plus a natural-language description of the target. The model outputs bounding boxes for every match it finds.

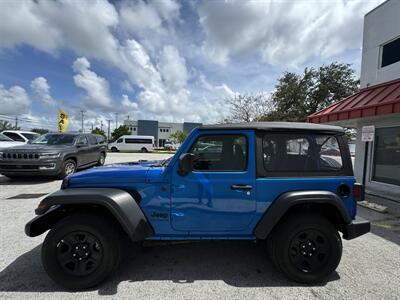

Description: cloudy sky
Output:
[0,0,383,132]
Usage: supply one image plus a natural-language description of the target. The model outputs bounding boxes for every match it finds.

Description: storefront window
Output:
[372,126,400,186]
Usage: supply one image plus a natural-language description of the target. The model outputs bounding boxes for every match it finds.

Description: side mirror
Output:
[178,153,194,176]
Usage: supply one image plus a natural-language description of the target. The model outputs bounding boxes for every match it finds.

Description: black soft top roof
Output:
[199,122,344,133]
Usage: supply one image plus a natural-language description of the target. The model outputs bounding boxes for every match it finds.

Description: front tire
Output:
[41,214,122,290]
[97,152,105,166]
[59,159,76,179]
[140,147,148,153]
[111,147,118,152]
[269,213,342,283]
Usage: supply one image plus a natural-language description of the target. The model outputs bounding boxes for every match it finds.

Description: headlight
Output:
[39,152,61,159]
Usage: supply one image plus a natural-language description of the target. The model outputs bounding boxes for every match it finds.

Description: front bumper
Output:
[342,216,371,240]
[0,158,63,176]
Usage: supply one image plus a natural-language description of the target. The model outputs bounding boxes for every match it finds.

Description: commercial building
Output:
[308,0,400,201]
[123,119,201,147]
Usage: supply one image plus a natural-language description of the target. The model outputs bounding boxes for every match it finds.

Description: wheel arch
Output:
[254,190,352,240]
[63,155,78,166]
[25,188,153,242]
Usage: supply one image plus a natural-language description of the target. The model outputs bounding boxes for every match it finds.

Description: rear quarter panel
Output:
[252,177,357,229]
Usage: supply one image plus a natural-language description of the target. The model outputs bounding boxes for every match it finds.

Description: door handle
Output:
[231,184,253,190]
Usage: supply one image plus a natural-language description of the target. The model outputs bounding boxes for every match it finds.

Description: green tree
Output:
[262,62,359,122]
[31,128,49,135]
[111,125,131,141]
[91,127,106,138]
[169,130,188,144]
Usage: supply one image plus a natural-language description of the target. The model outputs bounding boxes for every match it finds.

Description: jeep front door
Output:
[170,131,256,234]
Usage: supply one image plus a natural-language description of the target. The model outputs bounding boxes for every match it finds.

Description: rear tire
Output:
[41,213,123,290]
[269,213,342,283]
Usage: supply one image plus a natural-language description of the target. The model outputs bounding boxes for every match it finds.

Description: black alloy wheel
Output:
[288,229,330,273]
[56,231,103,277]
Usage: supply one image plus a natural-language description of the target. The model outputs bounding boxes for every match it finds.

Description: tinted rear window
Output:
[262,133,343,173]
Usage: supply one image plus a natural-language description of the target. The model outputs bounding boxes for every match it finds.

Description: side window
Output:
[96,135,105,144]
[317,136,343,170]
[3,132,25,142]
[88,135,98,145]
[117,138,123,143]
[262,134,343,173]
[189,135,247,171]
[77,136,88,146]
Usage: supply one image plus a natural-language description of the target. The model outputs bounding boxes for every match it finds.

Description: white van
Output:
[108,135,154,153]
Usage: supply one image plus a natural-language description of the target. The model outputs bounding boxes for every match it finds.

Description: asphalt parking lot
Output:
[0,153,399,299]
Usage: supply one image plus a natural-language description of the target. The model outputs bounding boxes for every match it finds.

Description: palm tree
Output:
[0,120,20,131]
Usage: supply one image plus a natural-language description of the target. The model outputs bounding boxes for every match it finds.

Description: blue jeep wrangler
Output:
[26,122,370,289]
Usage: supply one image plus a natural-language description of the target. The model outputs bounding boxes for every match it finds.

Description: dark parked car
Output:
[0,133,107,178]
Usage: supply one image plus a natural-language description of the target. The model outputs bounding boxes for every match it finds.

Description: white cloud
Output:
[0,84,31,115]
[198,0,384,66]
[159,45,188,92]
[121,94,138,110]
[199,73,236,99]
[119,0,180,32]
[121,80,133,92]
[30,76,54,105]
[0,0,119,63]
[0,0,380,124]
[72,57,112,108]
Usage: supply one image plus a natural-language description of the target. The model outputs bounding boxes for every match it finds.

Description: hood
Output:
[3,144,72,152]
[0,141,25,149]
[68,160,165,187]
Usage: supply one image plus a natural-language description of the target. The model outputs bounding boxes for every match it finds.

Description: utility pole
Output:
[80,110,85,133]
[115,112,119,130]
[15,116,18,129]
[107,119,111,141]
[91,123,94,131]
[100,120,103,132]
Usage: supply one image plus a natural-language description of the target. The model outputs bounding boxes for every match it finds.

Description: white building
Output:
[308,0,400,201]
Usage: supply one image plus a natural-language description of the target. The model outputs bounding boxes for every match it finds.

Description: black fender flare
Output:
[25,188,154,241]
[253,190,351,239]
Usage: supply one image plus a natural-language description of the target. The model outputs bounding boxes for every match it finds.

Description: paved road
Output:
[0,153,399,299]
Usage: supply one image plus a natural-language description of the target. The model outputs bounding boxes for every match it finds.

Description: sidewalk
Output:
[357,194,400,245]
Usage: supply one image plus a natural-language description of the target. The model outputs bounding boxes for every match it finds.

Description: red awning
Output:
[308,78,400,124]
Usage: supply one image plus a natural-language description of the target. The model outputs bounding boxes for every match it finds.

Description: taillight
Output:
[352,183,364,202]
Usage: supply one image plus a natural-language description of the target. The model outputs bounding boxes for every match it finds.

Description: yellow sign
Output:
[58,109,69,133]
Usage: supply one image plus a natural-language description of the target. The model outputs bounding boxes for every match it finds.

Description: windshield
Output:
[32,134,77,145]
[0,133,13,142]
[21,133,40,141]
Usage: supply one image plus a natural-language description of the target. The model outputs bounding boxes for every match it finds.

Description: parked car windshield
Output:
[0,133,13,142]
[32,134,77,145]
[21,133,40,142]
